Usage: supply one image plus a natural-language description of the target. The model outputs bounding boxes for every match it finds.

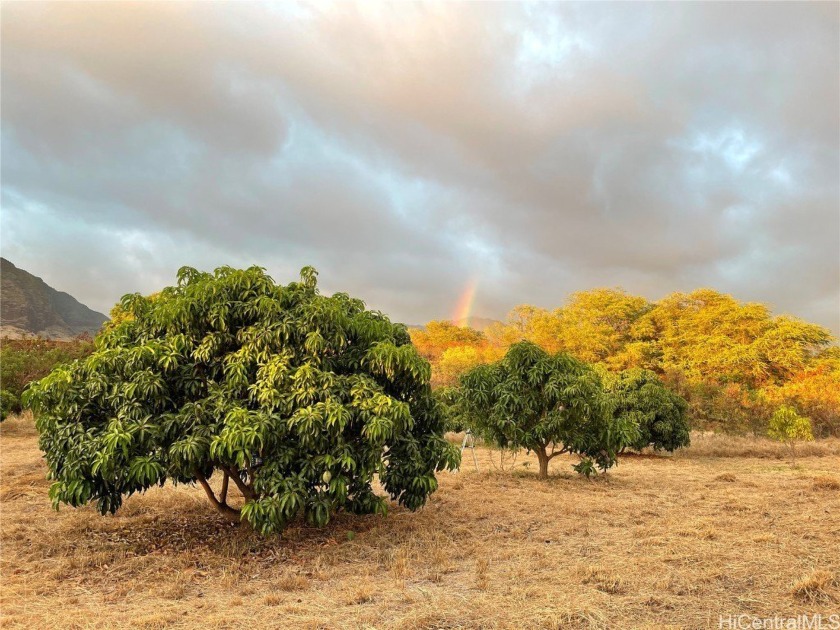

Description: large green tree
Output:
[25,266,459,535]
[602,368,690,452]
[459,341,638,479]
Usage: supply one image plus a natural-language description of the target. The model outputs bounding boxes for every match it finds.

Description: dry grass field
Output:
[1,413,839,629]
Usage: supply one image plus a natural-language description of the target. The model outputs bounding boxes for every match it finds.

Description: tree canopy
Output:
[459,341,639,478]
[25,265,459,534]
[767,405,814,460]
[411,320,485,362]
[602,368,690,452]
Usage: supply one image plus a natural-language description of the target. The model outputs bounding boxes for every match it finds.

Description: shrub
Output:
[767,405,814,461]
[0,336,94,421]
[1,389,19,421]
[459,341,638,478]
[25,265,459,534]
[603,368,690,452]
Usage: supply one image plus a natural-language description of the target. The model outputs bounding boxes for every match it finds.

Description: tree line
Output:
[411,288,838,437]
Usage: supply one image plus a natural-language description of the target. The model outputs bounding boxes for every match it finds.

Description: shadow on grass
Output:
[72,497,399,563]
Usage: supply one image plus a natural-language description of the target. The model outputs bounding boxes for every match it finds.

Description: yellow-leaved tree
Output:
[416,287,837,437]
[767,405,814,461]
[410,321,484,362]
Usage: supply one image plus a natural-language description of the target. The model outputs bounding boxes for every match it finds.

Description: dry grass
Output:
[2,414,839,629]
[674,431,840,459]
[812,476,840,491]
[791,570,838,604]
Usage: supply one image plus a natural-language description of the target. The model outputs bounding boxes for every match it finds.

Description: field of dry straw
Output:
[1,413,839,629]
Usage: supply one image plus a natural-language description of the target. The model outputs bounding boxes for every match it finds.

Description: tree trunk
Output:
[220,471,229,505]
[222,465,257,502]
[195,471,241,523]
[535,447,550,480]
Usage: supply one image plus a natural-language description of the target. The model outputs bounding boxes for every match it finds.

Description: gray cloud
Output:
[2,2,838,333]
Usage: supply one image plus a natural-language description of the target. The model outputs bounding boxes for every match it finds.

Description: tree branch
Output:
[547,446,568,460]
[221,465,257,502]
[195,471,240,523]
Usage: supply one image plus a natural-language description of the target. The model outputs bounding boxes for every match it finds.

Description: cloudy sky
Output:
[2,2,838,332]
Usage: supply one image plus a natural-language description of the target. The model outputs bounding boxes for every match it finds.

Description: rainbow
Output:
[451,278,478,326]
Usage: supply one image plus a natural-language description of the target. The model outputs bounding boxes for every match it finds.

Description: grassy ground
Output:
[1,414,838,629]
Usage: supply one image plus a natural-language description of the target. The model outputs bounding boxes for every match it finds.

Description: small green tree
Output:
[767,405,814,461]
[603,368,690,452]
[25,265,459,534]
[459,341,638,479]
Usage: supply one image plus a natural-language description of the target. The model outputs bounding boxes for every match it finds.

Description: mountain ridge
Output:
[452,316,500,331]
[0,258,108,340]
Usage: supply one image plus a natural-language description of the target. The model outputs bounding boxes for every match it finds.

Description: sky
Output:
[1,2,838,333]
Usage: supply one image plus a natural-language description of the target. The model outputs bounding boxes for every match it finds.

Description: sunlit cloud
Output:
[1,2,837,333]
